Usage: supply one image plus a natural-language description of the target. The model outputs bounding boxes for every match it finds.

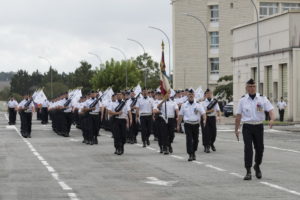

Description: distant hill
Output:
[0,72,15,81]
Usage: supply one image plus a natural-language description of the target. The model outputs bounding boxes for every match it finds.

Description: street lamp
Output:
[183,13,209,89]
[38,56,53,98]
[88,52,103,69]
[148,26,172,78]
[127,38,147,87]
[250,0,261,93]
[110,46,128,88]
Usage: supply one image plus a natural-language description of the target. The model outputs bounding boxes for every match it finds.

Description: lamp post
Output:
[110,46,128,88]
[127,38,148,87]
[183,13,209,89]
[88,52,103,69]
[149,26,172,79]
[250,0,261,93]
[38,56,53,98]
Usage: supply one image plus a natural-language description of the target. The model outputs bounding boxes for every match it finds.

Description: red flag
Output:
[160,41,171,96]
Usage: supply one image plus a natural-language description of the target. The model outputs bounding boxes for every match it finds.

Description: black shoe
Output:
[169,145,173,154]
[146,140,150,146]
[82,140,86,143]
[188,154,193,162]
[211,144,216,152]
[206,146,211,153]
[163,147,169,155]
[143,142,146,148]
[244,172,252,180]
[159,146,163,154]
[254,164,262,179]
[94,137,98,145]
[192,153,196,161]
[119,147,124,155]
[28,135,31,138]
[114,149,118,154]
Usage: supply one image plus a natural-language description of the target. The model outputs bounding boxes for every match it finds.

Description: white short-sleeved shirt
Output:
[8,100,18,108]
[108,100,130,119]
[42,100,49,108]
[236,93,274,122]
[84,98,101,113]
[60,98,72,113]
[179,100,206,122]
[18,99,34,112]
[277,101,287,110]
[202,98,220,116]
[136,97,154,116]
[155,100,178,118]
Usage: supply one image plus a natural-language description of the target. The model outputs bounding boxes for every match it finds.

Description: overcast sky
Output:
[0,0,172,73]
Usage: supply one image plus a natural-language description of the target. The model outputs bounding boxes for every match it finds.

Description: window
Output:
[282,3,300,12]
[210,58,219,74]
[210,32,219,49]
[210,5,219,22]
[259,2,278,18]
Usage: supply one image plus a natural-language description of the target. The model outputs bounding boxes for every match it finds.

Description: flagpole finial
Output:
[161,41,165,51]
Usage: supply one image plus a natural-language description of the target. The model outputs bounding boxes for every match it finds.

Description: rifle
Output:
[24,99,33,109]
[89,92,106,108]
[115,99,128,112]
[130,92,141,107]
[207,98,218,110]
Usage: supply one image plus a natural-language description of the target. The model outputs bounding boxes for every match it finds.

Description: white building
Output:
[232,11,300,121]
[172,0,300,90]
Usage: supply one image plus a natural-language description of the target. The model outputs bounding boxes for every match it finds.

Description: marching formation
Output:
[6,78,276,181]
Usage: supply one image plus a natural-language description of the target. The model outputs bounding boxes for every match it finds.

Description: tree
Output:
[44,82,69,98]
[10,70,32,94]
[134,53,160,89]
[91,59,140,92]
[213,75,233,102]
[74,61,94,94]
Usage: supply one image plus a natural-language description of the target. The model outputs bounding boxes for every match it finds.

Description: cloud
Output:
[0,0,172,73]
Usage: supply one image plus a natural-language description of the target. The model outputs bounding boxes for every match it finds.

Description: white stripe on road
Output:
[4,114,79,200]
[229,172,244,178]
[170,155,185,160]
[265,145,300,154]
[205,164,227,172]
[260,182,300,196]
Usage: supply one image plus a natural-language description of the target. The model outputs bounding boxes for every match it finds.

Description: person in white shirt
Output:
[277,97,287,122]
[201,89,221,153]
[155,92,179,155]
[235,79,275,181]
[41,99,50,124]
[152,92,163,152]
[18,94,35,138]
[128,90,140,144]
[136,88,154,147]
[177,89,206,161]
[82,91,102,145]
[108,91,132,155]
[7,97,18,125]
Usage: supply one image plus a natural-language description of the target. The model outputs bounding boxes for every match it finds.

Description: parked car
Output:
[223,102,233,117]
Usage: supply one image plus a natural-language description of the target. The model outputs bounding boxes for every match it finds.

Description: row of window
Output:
[260,2,300,18]
[209,2,300,21]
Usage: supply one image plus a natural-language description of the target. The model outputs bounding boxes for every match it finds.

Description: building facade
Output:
[232,11,300,121]
[172,0,300,90]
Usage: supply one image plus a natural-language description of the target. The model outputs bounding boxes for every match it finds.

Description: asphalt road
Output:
[1,113,300,200]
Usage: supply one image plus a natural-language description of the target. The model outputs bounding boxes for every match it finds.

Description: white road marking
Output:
[265,145,300,154]
[69,138,80,142]
[229,172,244,178]
[146,147,157,151]
[170,155,184,160]
[144,177,178,187]
[3,114,79,200]
[205,164,227,172]
[260,182,300,196]
[192,161,204,165]
[58,181,72,190]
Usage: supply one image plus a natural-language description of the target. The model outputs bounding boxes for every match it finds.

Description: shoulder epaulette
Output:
[241,95,245,98]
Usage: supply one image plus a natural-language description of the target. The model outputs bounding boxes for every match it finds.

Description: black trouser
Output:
[81,114,90,141]
[56,110,65,134]
[41,107,48,124]
[140,115,152,143]
[129,113,138,140]
[184,123,200,155]
[37,108,42,120]
[242,124,264,169]
[63,112,73,134]
[8,108,16,124]
[88,114,100,142]
[279,109,285,122]
[20,112,32,137]
[112,118,126,150]
[157,117,176,148]
[203,116,217,146]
